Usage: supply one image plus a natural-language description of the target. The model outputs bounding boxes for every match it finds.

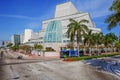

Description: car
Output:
[17,55,23,59]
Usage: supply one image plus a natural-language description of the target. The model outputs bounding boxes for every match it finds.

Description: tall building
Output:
[41,2,101,51]
[23,29,33,43]
[11,34,21,45]
[13,2,101,52]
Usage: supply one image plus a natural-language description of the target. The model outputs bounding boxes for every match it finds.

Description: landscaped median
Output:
[63,53,120,61]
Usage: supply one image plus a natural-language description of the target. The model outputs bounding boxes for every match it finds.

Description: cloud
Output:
[0,14,40,20]
[25,22,41,29]
[90,9,110,18]
[71,0,114,18]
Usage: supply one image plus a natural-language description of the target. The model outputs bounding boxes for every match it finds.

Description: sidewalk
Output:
[28,54,60,60]
[8,50,61,60]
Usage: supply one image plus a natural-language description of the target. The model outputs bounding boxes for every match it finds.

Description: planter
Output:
[63,58,79,62]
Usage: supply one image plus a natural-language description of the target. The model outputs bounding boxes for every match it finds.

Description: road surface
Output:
[0,50,120,80]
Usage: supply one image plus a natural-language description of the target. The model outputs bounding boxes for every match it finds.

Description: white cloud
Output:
[0,14,39,20]
[72,0,114,18]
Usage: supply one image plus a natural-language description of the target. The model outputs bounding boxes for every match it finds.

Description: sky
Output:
[0,0,119,42]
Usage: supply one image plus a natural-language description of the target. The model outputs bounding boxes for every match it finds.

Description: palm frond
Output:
[79,19,89,24]
[106,0,120,30]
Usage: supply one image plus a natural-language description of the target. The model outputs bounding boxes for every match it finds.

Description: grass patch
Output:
[63,53,120,61]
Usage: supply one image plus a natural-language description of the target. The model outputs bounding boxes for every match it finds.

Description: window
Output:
[44,20,62,43]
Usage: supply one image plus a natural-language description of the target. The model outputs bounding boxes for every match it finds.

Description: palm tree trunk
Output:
[89,47,91,56]
[111,46,113,53]
[97,45,99,56]
[89,43,92,56]
[84,47,86,56]
[105,47,108,54]
[92,47,94,55]
[107,47,109,54]
[77,42,80,57]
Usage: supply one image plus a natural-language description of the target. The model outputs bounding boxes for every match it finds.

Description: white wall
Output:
[23,29,33,43]
[11,35,14,45]
[55,2,78,18]
[20,34,24,44]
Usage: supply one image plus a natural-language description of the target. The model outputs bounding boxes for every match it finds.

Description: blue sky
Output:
[0,0,119,42]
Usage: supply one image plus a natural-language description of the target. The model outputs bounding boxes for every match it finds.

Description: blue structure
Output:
[44,20,62,43]
[60,50,78,57]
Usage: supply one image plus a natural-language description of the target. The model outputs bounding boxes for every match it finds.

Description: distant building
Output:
[20,34,24,44]
[23,29,33,43]
[11,34,21,45]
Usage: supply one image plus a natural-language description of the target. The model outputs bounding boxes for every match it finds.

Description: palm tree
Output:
[103,33,118,53]
[34,44,43,56]
[84,30,95,56]
[105,0,120,30]
[19,45,31,54]
[67,18,89,57]
[115,40,120,52]
[93,32,104,55]
[34,44,43,51]
[66,42,74,50]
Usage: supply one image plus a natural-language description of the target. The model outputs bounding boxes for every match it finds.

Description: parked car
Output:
[17,55,23,59]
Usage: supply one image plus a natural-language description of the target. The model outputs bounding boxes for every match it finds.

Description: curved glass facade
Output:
[44,20,62,43]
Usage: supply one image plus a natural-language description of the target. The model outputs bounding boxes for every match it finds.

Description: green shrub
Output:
[12,45,19,51]
[45,47,55,52]
[64,53,120,61]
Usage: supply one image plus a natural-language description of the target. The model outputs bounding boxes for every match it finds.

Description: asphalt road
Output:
[0,51,120,80]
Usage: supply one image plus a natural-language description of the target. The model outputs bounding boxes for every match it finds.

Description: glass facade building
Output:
[44,20,62,43]
[11,34,20,45]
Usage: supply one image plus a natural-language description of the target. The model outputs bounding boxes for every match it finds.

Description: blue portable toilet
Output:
[69,50,78,57]
[60,50,78,58]
[60,50,69,58]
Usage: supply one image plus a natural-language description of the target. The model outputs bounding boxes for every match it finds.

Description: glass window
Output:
[44,20,62,43]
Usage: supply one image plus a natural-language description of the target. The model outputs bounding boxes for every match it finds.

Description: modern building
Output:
[20,34,24,44]
[41,2,101,51]
[11,1,101,53]
[11,34,21,45]
[23,29,33,43]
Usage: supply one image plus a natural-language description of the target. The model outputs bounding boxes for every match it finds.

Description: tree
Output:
[84,30,95,56]
[19,45,31,54]
[6,42,13,48]
[66,42,74,50]
[105,0,120,30]
[34,44,43,51]
[12,45,19,51]
[115,40,120,52]
[67,18,89,56]
[103,33,118,53]
[34,44,43,55]
[93,32,104,55]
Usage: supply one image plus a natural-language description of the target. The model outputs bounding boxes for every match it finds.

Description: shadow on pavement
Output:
[83,59,108,71]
